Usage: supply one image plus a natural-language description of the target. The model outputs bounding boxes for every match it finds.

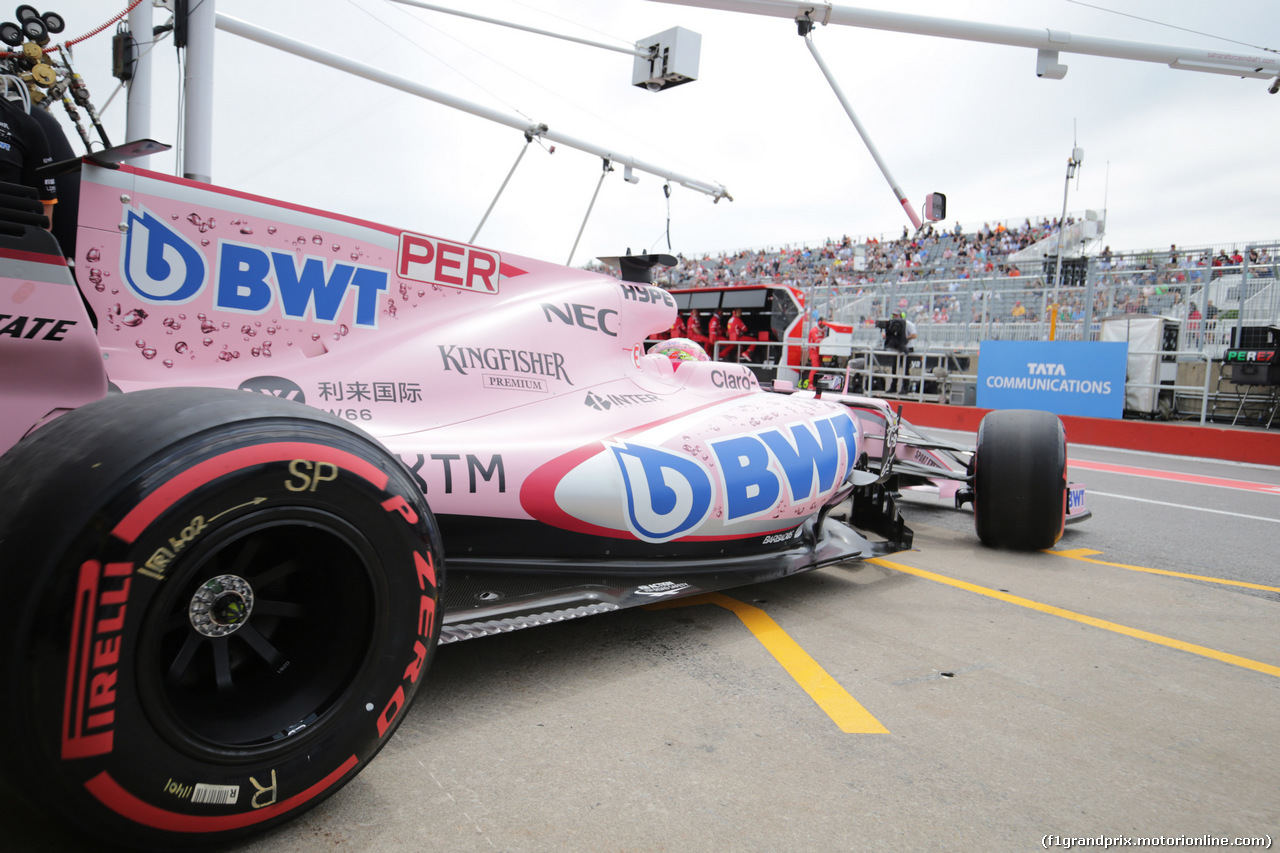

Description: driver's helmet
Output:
[649,337,710,363]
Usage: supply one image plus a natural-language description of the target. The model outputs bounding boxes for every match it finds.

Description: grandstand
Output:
[591,214,1280,425]
[592,213,1280,357]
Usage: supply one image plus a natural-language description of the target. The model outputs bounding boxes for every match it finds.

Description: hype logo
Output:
[123,209,207,304]
[610,443,713,543]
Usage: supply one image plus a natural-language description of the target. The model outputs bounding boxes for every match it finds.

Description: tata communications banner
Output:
[977,341,1128,419]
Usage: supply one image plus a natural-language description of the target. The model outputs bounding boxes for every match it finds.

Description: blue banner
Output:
[977,341,1128,419]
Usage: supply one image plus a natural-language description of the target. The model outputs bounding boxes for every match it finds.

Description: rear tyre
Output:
[972,409,1067,550]
[0,388,443,850]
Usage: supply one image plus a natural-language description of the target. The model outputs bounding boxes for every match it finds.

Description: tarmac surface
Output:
[5,433,1279,851]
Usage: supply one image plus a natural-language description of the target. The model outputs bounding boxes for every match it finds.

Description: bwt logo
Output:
[123,209,389,327]
[610,411,858,543]
[1027,362,1067,376]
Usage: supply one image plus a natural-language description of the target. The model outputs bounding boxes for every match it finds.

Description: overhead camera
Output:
[632,27,700,93]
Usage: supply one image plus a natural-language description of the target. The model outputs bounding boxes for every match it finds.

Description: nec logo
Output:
[1027,362,1067,376]
[123,208,389,328]
[543,302,618,337]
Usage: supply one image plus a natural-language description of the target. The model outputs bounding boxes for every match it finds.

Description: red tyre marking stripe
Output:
[112,442,390,544]
[1069,459,1280,494]
[84,755,358,832]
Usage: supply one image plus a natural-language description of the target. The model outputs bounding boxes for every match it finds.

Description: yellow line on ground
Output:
[869,557,1280,680]
[1051,548,1280,594]
[647,592,889,733]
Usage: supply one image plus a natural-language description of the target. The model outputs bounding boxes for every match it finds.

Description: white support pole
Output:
[125,0,152,165]
[803,31,921,230]
[648,0,1280,82]
[214,14,730,201]
[471,137,534,243]
[387,0,650,59]
[182,0,217,182]
[568,161,612,266]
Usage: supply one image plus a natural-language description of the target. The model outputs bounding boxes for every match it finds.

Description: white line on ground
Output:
[1088,490,1280,524]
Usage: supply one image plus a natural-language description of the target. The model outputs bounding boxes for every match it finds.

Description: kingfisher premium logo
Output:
[438,345,573,385]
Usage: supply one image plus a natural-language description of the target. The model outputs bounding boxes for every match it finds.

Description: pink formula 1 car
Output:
[783,391,1091,532]
[0,158,1072,850]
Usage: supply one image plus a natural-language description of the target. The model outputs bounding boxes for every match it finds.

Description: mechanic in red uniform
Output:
[806,317,827,386]
[685,311,706,348]
[727,308,751,362]
[667,313,685,341]
[707,311,723,360]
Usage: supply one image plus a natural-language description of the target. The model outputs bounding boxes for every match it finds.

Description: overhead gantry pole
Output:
[181,10,730,202]
[648,0,1280,86]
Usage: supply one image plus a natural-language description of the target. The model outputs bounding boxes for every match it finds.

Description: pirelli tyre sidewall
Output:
[0,388,443,850]
[972,408,1067,550]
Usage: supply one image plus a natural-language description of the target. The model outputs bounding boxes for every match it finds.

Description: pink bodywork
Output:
[2,163,867,546]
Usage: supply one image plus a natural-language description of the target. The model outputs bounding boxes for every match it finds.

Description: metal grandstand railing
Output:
[636,240,1280,358]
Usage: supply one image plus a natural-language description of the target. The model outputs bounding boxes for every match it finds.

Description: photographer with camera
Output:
[877,311,917,394]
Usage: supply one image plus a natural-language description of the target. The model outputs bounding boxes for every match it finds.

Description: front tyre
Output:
[972,408,1067,550]
[0,388,443,850]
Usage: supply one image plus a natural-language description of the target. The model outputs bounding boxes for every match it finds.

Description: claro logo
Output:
[123,208,389,328]
[711,368,758,390]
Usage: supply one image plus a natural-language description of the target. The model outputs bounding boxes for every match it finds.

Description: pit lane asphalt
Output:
[6,439,1279,851]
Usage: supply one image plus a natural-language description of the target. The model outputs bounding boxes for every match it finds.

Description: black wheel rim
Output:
[136,509,381,755]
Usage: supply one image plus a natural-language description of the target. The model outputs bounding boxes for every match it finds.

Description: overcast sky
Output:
[34,0,1280,265]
